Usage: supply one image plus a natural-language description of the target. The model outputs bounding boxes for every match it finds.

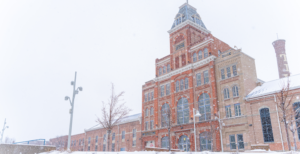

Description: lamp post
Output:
[0,118,9,144]
[65,72,82,150]
[193,108,201,152]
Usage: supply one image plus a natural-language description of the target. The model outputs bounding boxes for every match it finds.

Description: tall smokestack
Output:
[272,39,290,78]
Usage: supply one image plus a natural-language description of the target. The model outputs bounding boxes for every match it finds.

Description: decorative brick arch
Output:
[175,96,189,106]
[174,34,186,44]
[197,91,211,101]
[159,102,170,111]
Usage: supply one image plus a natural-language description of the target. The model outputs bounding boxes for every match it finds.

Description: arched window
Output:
[204,48,208,58]
[176,81,179,92]
[167,64,170,72]
[145,108,148,116]
[150,107,154,115]
[193,53,197,62]
[178,135,190,151]
[159,68,162,75]
[232,86,239,97]
[180,79,184,91]
[199,93,211,121]
[198,50,203,60]
[185,78,189,89]
[161,136,169,149]
[163,66,166,74]
[177,98,189,124]
[161,104,170,127]
[260,108,274,142]
[293,102,300,139]
[200,132,212,151]
[224,88,230,99]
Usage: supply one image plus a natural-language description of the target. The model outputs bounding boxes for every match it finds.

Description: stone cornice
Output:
[156,57,170,66]
[154,55,216,82]
[190,38,214,52]
[168,20,211,35]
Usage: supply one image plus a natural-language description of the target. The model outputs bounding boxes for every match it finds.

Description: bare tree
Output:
[96,83,131,151]
[274,78,294,151]
[4,137,15,144]
[52,136,68,151]
[161,104,172,151]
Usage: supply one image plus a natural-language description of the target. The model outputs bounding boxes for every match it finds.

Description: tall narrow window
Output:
[221,69,225,80]
[204,71,209,84]
[260,108,274,142]
[133,129,136,138]
[145,108,148,116]
[176,81,179,92]
[88,137,91,144]
[200,132,212,151]
[161,103,170,127]
[122,131,125,139]
[185,78,189,89]
[112,133,115,141]
[159,68,162,75]
[226,105,232,118]
[112,143,115,151]
[293,102,300,139]
[196,73,201,86]
[224,88,230,99]
[204,48,208,58]
[199,93,211,121]
[198,51,203,60]
[235,103,241,116]
[103,144,106,151]
[150,120,153,130]
[151,92,154,100]
[232,86,239,97]
[167,64,170,72]
[218,50,221,57]
[103,134,106,151]
[144,93,147,102]
[95,145,98,151]
[163,66,166,74]
[132,140,136,147]
[232,65,237,76]
[161,137,169,149]
[95,136,98,143]
[150,107,154,115]
[237,134,244,149]
[145,122,148,130]
[148,93,150,101]
[161,85,164,97]
[182,54,186,66]
[180,79,184,90]
[226,67,231,78]
[230,135,236,150]
[166,84,170,95]
[177,98,189,124]
[193,53,197,62]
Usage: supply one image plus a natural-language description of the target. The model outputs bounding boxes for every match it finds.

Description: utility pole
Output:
[0,119,9,144]
[65,72,83,150]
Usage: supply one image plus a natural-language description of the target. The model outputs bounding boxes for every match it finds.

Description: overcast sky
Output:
[0,0,299,142]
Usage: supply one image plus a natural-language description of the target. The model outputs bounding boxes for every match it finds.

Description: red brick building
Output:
[141,2,232,152]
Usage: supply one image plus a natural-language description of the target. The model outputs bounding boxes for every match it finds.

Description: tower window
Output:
[196,73,201,86]
[204,48,208,58]
[198,51,203,60]
[167,64,170,72]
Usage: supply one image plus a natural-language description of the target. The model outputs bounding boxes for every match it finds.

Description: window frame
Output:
[198,50,203,60]
[232,85,239,97]
[260,108,274,142]
[180,79,184,91]
[122,131,125,140]
[221,69,225,80]
[225,105,232,118]
[185,78,189,89]
[234,103,241,117]
[229,135,236,150]
[176,81,179,92]
[177,98,189,124]
[204,48,208,58]
[224,88,230,99]
[193,53,197,62]
[226,67,231,78]
[232,65,237,76]
[161,85,164,97]
[204,71,209,84]
[198,93,211,122]
[196,73,201,86]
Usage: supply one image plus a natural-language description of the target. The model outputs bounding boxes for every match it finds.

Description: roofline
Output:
[85,114,142,132]
[168,20,210,34]
[245,85,300,101]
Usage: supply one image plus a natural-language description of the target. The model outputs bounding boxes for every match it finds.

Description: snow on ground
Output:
[39,150,300,154]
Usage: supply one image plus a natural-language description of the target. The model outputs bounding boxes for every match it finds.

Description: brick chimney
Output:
[272,39,290,78]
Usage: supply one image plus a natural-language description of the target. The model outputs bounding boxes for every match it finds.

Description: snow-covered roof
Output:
[246,74,300,100]
[85,113,141,132]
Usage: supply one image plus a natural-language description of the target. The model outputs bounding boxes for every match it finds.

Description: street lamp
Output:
[65,72,82,150]
[193,108,201,152]
[0,118,9,144]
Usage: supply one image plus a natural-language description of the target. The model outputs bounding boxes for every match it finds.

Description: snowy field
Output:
[39,151,300,154]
